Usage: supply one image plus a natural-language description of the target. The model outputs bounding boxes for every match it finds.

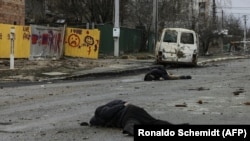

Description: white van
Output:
[155,28,198,66]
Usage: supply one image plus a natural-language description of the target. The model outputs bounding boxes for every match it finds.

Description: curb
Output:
[1,55,249,83]
[42,56,249,82]
[39,65,161,82]
[197,56,248,65]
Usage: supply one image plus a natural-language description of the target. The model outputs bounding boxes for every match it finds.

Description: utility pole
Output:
[113,0,120,57]
[221,10,224,29]
[212,0,216,26]
[152,0,158,49]
[243,15,247,54]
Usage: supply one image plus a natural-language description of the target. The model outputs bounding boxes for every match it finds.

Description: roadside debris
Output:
[188,87,210,91]
[197,100,208,104]
[233,89,245,96]
[197,100,203,104]
[175,103,187,107]
[244,102,250,106]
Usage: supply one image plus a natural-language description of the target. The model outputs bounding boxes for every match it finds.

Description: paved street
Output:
[0,58,250,141]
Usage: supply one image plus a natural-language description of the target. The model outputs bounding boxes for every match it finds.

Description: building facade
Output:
[0,0,25,25]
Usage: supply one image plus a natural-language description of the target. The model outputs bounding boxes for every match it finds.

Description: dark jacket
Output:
[89,100,174,136]
[90,100,127,128]
[144,67,169,81]
[144,67,192,81]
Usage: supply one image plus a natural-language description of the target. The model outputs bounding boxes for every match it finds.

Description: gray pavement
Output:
[45,54,250,82]
[0,54,249,83]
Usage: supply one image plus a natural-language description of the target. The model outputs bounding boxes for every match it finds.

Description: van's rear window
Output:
[181,33,194,44]
[163,30,177,43]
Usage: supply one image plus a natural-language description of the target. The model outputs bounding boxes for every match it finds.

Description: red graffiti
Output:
[42,34,48,45]
[32,35,38,44]
[31,31,61,53]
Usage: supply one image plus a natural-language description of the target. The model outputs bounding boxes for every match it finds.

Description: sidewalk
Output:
[0,53,249,82]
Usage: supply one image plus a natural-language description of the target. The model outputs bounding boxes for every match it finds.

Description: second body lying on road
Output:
[144,66,192,81]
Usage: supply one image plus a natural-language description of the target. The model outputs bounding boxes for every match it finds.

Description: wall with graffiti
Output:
[64,28,100,59]
[0,24,31,58]
[0,24,100,60]
[30,25,64,60]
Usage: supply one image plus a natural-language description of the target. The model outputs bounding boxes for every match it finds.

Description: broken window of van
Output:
[163,30,177,43]
[181,33,194,44]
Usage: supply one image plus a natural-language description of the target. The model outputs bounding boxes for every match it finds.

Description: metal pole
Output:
[10,27,15,70]
[153,0,158,49]
[243,15,247,54]
[114,0,120,57]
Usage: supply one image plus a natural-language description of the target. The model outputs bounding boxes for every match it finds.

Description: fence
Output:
[0,24,30,58]
[64,27,100,59]
[0,23,148,59]
[0,24,100,59]
[96,24,144,55]
[30,25,64,60]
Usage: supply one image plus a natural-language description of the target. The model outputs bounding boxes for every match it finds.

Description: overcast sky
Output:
[221,0,250,27]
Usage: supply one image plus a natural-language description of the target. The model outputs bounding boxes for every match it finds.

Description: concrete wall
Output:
[0,0,25,25]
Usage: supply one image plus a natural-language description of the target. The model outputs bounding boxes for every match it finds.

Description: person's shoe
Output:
[180,75,186,79]
[180,75,192,79]
[186,75,192,79]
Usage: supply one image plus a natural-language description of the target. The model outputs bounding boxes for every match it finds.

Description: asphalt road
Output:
[0,58,250,141]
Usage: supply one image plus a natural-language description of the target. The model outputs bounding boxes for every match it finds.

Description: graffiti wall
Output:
[0,24,30,58]
[30,25,64,60]
[64,28,100,59]
[0,24,100,59]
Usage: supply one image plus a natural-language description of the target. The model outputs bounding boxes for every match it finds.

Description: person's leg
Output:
[167,71,192,80]
[167,74,182,80]
[123,119,140,136]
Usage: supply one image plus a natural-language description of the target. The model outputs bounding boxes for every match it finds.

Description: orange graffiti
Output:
[68,34,80,47]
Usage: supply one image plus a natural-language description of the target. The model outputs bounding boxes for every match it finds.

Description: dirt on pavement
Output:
[0,54,155,82]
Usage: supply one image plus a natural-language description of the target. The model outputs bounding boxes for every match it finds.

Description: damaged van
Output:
[155,28,198,66]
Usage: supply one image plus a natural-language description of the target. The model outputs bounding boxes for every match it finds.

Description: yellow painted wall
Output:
[0,24,30,58]
[0,25,100,59]
[64,28,100,59]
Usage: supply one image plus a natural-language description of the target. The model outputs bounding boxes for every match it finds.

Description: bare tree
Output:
[224,15,243,35]
[47,0,114,24]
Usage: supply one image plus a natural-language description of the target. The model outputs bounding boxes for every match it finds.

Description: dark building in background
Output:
[0,0,25,25]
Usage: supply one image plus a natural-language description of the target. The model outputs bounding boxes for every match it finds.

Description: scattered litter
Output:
[188,87,210,91]
[197,100,203,104]
[175,103,187,107]
[0,122,12,125]
[80,122,89,126]
[244,102,250,105]
[56,131,67,134]
[42,72,68,76]
[233,90,245,96]
[197,100,208,104]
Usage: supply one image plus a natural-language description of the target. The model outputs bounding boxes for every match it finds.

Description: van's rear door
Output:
[178,31,197,63]
[159,29,178,62]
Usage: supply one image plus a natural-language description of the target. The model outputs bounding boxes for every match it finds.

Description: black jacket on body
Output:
[144,67,169,81]
[89,100,173,135]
